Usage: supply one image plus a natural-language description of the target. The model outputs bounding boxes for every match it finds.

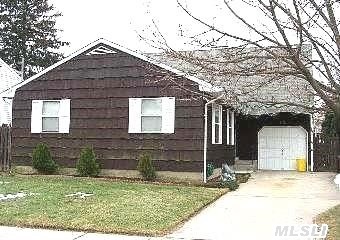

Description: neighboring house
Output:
[0,58,22,125]
[11,39,314,181]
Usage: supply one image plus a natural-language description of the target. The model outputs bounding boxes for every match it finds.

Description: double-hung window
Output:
[212,104,222,144]
[128,97,175,133]
[31,99,71,133]
[141,99,162,132]
[227,109,235,145]
[42,101,60,132]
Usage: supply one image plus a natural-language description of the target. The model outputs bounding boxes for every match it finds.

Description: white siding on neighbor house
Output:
[0,98,12,126]
[0,58,22,125]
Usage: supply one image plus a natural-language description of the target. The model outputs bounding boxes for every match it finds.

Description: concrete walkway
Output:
[170,171,340,240]
[0,171,339,240]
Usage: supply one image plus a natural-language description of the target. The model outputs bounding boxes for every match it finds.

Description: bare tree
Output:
[139,0,340,171]
[141,0,340,150]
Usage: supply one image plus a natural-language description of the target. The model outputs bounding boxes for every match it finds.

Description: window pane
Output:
[228,111,233,127]
[215,124,220,143]
[141,116,162,132]
[228,127,233,144]
[141,99,162,115]
[214,107,220,123]
[42,117,59,132]
[42,101,60,115]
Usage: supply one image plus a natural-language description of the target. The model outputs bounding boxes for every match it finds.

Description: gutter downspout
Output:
[204,94,224,183]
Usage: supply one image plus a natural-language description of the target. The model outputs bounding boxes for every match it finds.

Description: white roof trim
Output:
[5,38,218,93]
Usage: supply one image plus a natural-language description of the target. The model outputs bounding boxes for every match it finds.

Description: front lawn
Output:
[0,175,226,235]
[315,204,340,240]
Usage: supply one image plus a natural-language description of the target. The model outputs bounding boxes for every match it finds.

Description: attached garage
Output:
[258,126,308,170]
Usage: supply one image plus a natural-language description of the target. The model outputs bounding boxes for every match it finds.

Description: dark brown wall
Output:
[12,44,207,172]
[236,112,311,161]
[206,106,235,168]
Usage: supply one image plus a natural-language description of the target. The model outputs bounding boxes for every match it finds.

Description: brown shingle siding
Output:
[12,45,207,172]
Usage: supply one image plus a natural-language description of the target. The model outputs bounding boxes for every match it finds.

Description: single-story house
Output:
[0,58,22,125]
[11,39,314,181]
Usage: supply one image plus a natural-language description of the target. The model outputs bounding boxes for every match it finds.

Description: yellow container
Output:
[296,157,307,172]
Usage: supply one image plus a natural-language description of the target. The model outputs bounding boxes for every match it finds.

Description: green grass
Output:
[315,204,340,240]
[0,175,226,235]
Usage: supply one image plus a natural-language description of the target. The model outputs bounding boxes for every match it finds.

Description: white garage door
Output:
[258,126,307,170]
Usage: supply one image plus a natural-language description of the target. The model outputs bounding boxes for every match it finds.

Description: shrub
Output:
[218,179,239,191]
[206,163,215,178]
[32,143,58,174]
[236,173,251,183]
[322,111,337,138]
[137,153,156,180]
[76,147,100,177]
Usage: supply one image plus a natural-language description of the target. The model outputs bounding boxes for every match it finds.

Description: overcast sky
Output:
[48,0,250,55]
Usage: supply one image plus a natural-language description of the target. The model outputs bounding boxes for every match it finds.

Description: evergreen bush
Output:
[137,153,156,180]
[206,163,215,178]
[76,147,100,177]
[218,179,239,191]
[32,143,57,174]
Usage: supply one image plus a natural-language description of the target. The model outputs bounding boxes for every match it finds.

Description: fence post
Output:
[0,125,11,171]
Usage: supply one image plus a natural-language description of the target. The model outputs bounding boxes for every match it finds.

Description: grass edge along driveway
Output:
[315,204,340,240]
[0,175,227,236]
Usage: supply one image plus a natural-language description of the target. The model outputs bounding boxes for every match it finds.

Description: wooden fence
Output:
[0,125,11,171]
[313,135,339,172]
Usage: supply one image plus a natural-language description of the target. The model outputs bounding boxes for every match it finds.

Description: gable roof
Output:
[5,38,219,94]
[149,47,314,115]
[0,58,22,97]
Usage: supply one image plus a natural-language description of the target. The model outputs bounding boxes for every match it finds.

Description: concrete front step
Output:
[233,159,258,172]
[232,165,256,172]
[235,159,257,165]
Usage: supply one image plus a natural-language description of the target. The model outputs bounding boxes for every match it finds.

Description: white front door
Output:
[258,126,307,170]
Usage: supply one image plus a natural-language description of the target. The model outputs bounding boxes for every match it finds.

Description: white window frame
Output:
[31,99,70,134]
[42,100,60,133]
[141,98,163,133]
[128,97,175,134]
[227,109,235,145]
[212,104,222,144]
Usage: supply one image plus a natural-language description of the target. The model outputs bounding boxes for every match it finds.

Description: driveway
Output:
[170,171,340,240]
[0,171,339,240]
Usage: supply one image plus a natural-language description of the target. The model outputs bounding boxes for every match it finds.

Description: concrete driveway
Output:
[170,171,340,240]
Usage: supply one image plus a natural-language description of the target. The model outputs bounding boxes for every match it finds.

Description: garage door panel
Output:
[258,126,307,170]
[259,138,267,148]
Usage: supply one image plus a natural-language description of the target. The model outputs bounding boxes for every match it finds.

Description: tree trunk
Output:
[337,132,340,173]
[336,103,340,173]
